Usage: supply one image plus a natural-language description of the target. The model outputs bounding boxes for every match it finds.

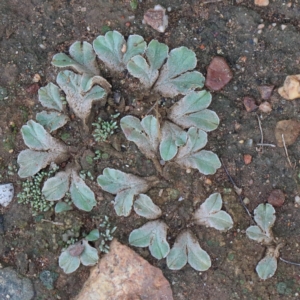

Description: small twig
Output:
[41,219,64,226]
[256,143,276,147]
[282,134,294,168]
[202,0,222,3]
[280,257,300,266]
[256,114,264,152]
[145,100,158,116]
[151,157,163,176]
[220,159,252,219]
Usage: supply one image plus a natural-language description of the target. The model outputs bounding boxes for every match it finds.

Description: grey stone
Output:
[0,268,34,300]
[39,270,58,290]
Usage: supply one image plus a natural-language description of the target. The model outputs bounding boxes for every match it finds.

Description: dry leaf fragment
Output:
[275,119,300,147]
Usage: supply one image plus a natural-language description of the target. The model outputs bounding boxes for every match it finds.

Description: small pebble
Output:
[143,5,168,33]
[295,195,300,204]
[281,25,287,30]
[25,83,39,94]
[33,74,41,82]
[254,0,269,6]
[257,85,274,100]
[243,197,250,205]
[259,102,272,113]
[257,24,265,29]
[243,96,258,112]
[243,154,252,165]
[245,139,253,147]
[204,178,212,185]
[205,56,233,91]
[268,189,285,207]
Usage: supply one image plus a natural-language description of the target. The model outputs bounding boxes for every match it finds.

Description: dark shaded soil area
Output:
[1,0,300,299]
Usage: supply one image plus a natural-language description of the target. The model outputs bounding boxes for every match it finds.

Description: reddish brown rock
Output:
[143,5,168,33]
[205,56,233,91]
[255,0,269,6]
[258,85,274,100]
[75,239,173,300]
[25,83,39,94]
[243,96,258,112]
[243,154,252,165]
[268,189,285,207]
[275,119,300,147]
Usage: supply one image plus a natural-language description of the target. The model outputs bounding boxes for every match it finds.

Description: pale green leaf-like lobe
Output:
[93,31,125,72]
[133,194,162,219]
[38,83,63,111]
[56,70,107,127]
[70,172,96,212]
[59,250,80,274]
[17,149,67,178]
[123,35,146,64]
[159,121,187,161]
[167,230,211,271]
[114,189,135,217]
[256,255,277,280]
[146,40,169,71]
[254,203,276,233]
[169,91,219,131]
[176,127,207,157]
[55,202,72,213]
[97,168,151,216]
[129,220,170,259]
[21,120,54,150]
[121,115,160,159]
[80,73,111,94]
[176,150,221,175]
[127,56,156,89]
[154,47,204,97]
[80,240,99,266]
[94,32,146,72]
[164,46,197,78]
[85,229,100,242]
[175,127,218,176]
[246,204,275,245]
[19,120,69,177]
[42,171,70,201]
[246,226,273,244]
[194,193,233,231]
[36,111,69,132]
[127,40,168,88]
[52,41,99,75]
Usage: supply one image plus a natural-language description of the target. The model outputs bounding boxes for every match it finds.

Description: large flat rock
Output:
[75,239,173,300]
